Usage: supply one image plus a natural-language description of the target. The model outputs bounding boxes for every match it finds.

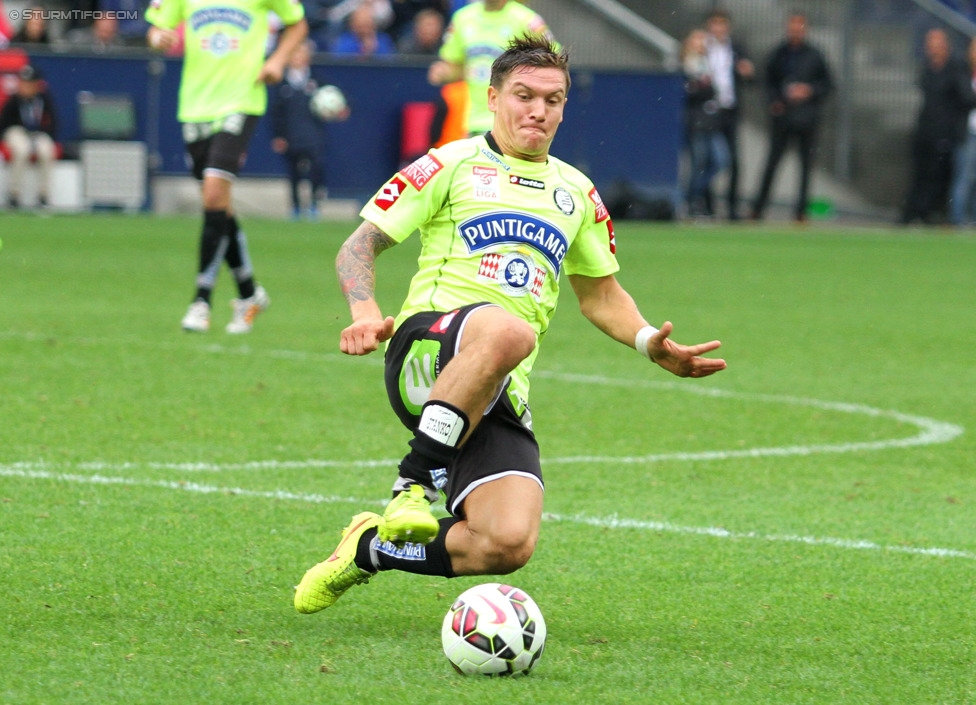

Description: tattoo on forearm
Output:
[336,224,395,305]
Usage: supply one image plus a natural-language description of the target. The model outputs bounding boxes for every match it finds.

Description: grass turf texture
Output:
[1,213,974,703]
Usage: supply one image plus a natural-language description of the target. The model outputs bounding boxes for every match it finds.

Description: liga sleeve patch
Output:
[399,153,444,191]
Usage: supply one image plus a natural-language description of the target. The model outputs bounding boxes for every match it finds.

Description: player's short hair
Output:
[490,34,571,92]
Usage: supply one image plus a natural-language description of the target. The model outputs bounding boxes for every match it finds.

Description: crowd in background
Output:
[6,1,976,225]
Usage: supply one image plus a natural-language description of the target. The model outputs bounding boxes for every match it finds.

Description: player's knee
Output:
[482,524,538,574]
[490,316,537,370]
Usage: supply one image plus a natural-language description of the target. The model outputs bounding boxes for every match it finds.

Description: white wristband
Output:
[635,325,659,360]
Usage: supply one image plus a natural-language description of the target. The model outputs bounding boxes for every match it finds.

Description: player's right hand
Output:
[339,316,395,356]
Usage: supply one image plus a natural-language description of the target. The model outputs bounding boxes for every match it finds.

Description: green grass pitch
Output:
[1,212,974,703]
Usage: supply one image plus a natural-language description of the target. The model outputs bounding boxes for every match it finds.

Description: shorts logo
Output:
[374,176,406,211]
[472,166,499,201]
[399,153,443,191]
[478,252,547,300]
[430,468,448,490]
[553,187,575,215]
[589,186,609,222]
[510,175,545,190]
[428,310,458,333]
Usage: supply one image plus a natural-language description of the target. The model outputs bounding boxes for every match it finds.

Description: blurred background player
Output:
[427,0,555,136]
[146,0,307,333]
[271,40,348,219]
[0,64,57,210]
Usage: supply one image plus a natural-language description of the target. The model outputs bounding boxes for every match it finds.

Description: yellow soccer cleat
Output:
[294,512,380,614]
[378,483,439,547]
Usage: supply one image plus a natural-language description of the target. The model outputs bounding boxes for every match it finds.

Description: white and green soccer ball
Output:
[310,84,348,122]
[441,583,547,676]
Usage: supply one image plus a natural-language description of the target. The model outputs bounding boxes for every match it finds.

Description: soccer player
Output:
[146,0,307,333]
[428,0,555,136]
[294,34,727,614]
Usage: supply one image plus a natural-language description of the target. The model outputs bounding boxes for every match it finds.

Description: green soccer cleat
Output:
[294,512,380,614]
[378,483,440,547]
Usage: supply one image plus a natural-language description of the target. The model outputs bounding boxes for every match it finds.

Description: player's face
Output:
[488,66,567,162]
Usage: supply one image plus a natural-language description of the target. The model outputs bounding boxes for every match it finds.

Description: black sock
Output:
[224,216,256,299]
[194,209,229,304]
[396,401,471,493]
[354,517,459,577]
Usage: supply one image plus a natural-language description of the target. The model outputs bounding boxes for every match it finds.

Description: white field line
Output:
[1,332,969,561]
[2,463,973,561]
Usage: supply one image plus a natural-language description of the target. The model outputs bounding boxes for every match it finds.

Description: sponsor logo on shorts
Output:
[458,211,568,273]
[510,175,545,190]
[430,468,448,490]
[374,176,406,211]
[399,153,443,191]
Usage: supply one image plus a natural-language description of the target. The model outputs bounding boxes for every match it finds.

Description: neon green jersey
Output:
[147,0,304,123]
[439,1,555,134]
[361,134,619,414]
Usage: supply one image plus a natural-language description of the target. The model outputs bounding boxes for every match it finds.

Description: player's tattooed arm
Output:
[336,220,397,306]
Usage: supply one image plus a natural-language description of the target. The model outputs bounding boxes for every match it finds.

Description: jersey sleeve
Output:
[562,184,619,278]
[438,17,465,66]
[269,0,304,27]
[145,0,184,30]
[359,148,454,243]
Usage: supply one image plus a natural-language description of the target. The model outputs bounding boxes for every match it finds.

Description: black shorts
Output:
[183,114,260,181]
[384,303,543,517]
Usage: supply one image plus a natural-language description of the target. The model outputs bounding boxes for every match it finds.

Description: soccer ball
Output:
[441,583,547,676]
[310,84,348,122]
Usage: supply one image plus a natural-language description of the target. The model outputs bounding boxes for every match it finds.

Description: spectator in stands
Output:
[705,8,753,221]
[100,0,151,45]
[12,6,51,45]
[63,14,127,50]
[950,36,976,225]
[331,3,396,56]
[901,28,976,225]
[309,0,393,51]
[428,0,555,136]
[396,7,443,55]
[682,28,729,218]
[0,0,13,47]
[271,40,347,219]
[0,65,57,209]
[388,0,448,43]
[750,12,832,223]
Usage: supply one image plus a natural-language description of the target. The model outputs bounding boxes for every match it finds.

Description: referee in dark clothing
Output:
[750,12,832,223]
[900,28,976,225]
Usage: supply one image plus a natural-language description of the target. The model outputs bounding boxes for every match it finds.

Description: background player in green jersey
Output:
[428,0,555,136]
[294,35,726,614]
[146,0,307,333]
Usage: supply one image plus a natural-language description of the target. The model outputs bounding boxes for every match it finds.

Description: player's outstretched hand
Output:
[340,316,395,356]
[647,321,726,378]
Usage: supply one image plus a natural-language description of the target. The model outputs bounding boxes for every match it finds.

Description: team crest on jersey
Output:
[200,32,239,55]
[553,187,575,215]
[477,252,546,300]
[400,154,443,191]
[374,176,406,211]
[471,166,500,201]
[458,211,568,274]
[589,186,609,222]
